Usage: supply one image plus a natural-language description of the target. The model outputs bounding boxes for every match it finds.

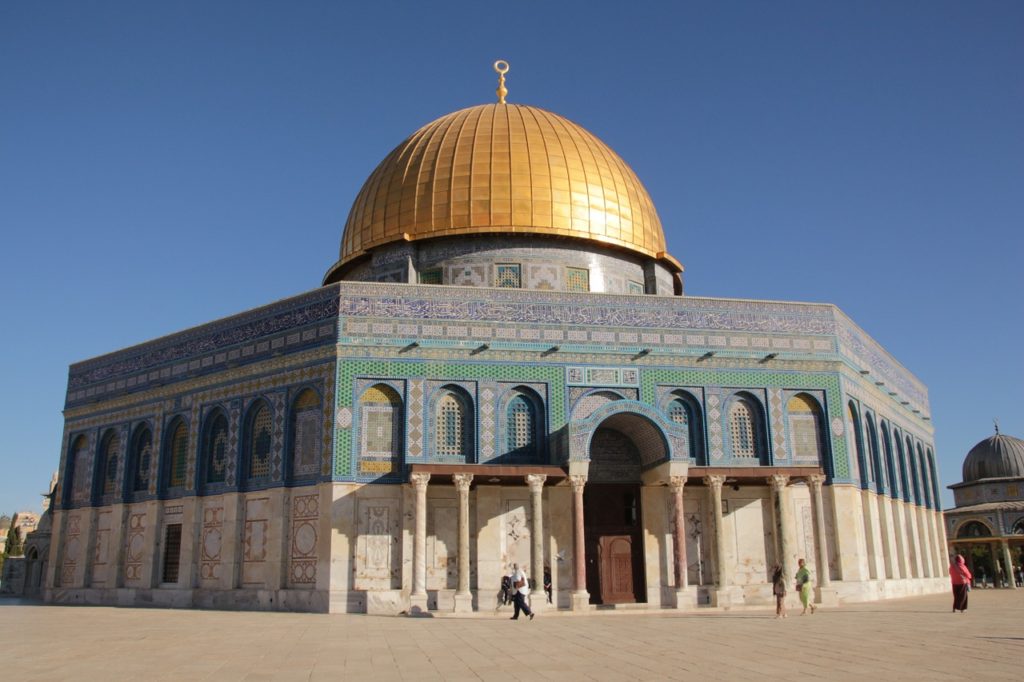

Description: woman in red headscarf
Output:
[949,554,972,613]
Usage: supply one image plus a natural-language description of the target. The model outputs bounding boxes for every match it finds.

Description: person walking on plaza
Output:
[509,563,534,621]
[949,554,972,613]
[795,558,815,615]
[771,564,787,619]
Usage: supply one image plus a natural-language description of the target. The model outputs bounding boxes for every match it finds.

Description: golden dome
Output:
[327,103,676,282]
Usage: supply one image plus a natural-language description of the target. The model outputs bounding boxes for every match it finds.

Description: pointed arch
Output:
[289,387,324,481]
[431,385,474,462]
[501,386,544,463]
[906,435,921,505]
[665,390,705,464]
[725,391,767,463]
[163,418,189,493]
[358,383,403,473]
[956,520,992,538]
[847,402,867,486]
[880,421,898,498]
[244,400,274,485]
[94,429,121,504]
[65,434,90,507]
[129,423,153,498]
[201,408,230,488]
[786,393,826,465]
[916,444,932,509]
[864,412,883,492]
[892,427,911,502]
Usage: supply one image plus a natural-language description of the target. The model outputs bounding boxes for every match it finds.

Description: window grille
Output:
[168,422,188,488]
[506,395,535,455]
[102,434,120,495]
[566,267,590,292]
[162,524,182,583]
[250,405,272,480]
[437,394,466,458]
[291,390,322,479]
[628,281,645,295]
[133,429,152,493]
[728,400,756,458]
[495,263,522,288]
[419,269,442,284]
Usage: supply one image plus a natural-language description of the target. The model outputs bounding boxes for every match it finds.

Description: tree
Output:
[3,525,23,558]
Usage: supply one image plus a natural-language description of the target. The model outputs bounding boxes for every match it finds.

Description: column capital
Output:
[767,473,789,492]
[452,473,473,493]
[669,475,688,493]
[526,473,547,493]
[569,474,587,494]
[410,472,431,490]
[807,473,826,489]
[703,474,725,491]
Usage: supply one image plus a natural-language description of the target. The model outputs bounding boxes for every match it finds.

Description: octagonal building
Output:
[46,78,947,613]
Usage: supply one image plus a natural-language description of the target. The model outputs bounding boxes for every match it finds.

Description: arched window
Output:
[130,425,153,495]
[880,423,898,497]
[66,435,90,506]
[1011,518,1024,535]
[865,414,884,492]
[727,393,765,462]
[906,436,921,505]
[504,390,541,461]
[786,393,825,464]
[957,521,991,539]
[165,420,189,491]
[203,411,230,486]
[927,448,941,510]
[359,384,402,470]
[847,402,866,484]
[96,430,120,501]
[667,391,705,463]
[246,402,273,482]
[917,445,932,509]
[435,388,472,461]
[892,429,910,502]
[290,389,323,481]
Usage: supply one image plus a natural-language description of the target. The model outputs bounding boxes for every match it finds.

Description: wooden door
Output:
[599,535,635,604]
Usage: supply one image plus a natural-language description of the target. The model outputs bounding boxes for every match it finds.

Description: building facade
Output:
[43,88,948,613]
[945,430,1024,588]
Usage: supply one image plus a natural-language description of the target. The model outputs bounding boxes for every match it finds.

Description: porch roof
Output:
[407,463,567,485]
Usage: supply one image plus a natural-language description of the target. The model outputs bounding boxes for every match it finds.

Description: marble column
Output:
[768,474,794,581]
[704,475,730,606]
[453,473,474,611]
[808,474,839,605]
[409,472,430,614]
[670,475,691,609]
[570,474,589,610]
[1001,540,1017,589]
[526,474,547,611]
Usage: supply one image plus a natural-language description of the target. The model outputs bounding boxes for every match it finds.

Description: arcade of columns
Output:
[402,472,837,611]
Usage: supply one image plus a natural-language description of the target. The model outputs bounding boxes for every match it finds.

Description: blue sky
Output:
[1,1,1021,514]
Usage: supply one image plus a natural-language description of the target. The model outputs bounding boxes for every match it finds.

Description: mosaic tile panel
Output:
[335,360,565,479]
[769,388,787,461]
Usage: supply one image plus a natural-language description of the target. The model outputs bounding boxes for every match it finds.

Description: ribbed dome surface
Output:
[330,103,667,277]
[962,433,1024,482]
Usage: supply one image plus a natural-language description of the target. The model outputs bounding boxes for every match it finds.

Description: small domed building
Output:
[945,428,1024,588]
[43,67,947,613]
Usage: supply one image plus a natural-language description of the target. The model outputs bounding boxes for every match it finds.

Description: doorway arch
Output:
[583,410,669,605]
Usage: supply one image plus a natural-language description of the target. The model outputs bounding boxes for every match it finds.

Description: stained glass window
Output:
[205,413,229,485]
[249,404,272,480]
[291,389,322,479]
[168,421,188,489]
[506,395,535,456]
[133,427,152,493]
[628,281,644,295]
[101,432,120,496]
[495,263,522,288]
[566,267,589,292]
[728,399,757,458]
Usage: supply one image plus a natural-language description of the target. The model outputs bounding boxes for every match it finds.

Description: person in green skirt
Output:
[795,558,816,615]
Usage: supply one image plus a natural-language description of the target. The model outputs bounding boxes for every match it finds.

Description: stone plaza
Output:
[4,590,1020,680]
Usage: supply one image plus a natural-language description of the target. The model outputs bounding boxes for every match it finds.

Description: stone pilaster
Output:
[526,473,547,612]
[704,475,730,607]
[669,475,692,609]
[569,474,589,611]
[409,472,430,614]
[452,473,474,612]
[807,474,838,605]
